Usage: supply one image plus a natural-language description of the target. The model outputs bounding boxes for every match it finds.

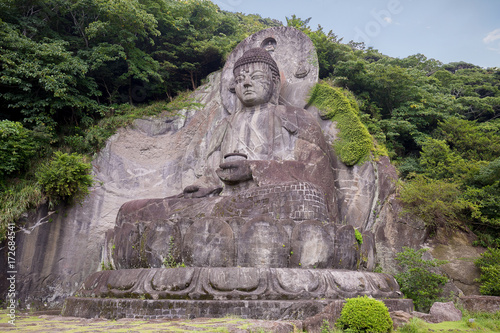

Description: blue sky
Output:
[211,0,500,68]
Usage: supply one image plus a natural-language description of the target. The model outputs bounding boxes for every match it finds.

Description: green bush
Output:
[475,248,500,296]
[336,296,393,333]
[36,152,94,207]
[0,120,38,178]
[394,247,449,312]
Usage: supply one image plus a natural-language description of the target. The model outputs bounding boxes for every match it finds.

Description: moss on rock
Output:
[308,82,373,166]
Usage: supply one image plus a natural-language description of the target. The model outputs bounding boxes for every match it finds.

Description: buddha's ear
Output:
[270,78,281,105]
[272,75,280,86]
[228,80,236,94]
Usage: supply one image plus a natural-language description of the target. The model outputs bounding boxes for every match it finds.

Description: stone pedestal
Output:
[62,297,413,321]
[62,267,412,320]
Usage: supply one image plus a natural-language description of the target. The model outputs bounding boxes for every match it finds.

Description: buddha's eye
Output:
[235,76,245,84]
[252,75,264,80]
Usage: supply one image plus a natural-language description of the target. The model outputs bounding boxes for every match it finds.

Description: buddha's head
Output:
[233,48,280,107]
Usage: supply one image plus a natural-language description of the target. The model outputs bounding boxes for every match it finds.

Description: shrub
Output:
[336,296,393,333]
[394,247,448,312]
[36,152,94,207]
[0,120,38,178]
[475,248,500,296]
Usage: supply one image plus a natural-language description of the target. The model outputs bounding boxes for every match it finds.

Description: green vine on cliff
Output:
[308,82,374,166]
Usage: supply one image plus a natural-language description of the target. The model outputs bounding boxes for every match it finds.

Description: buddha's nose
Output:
[243,77,252,87]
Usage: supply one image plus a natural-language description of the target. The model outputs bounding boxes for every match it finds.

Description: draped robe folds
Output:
[220,103,296,161]
[209,103,339,221]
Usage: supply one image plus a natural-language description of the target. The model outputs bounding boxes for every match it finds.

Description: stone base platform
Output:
[69,267,404,300]
[62,267,413,320]
[62,297,414,320]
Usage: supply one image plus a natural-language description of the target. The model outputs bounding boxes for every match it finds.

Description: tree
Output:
[86,0,162,104]
[0,20,102,132]
[463,158,500,247]
[0,121,39,180]
[395,247,449,312]
[286,15,354,78]
[399,174,468,231]
[153,0,247,94]
[436,117,500,162]
[419,137,472,180]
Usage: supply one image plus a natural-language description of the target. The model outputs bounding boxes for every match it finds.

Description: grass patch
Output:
[0,178,44,242]
[396,311,500,333]
[0,310,266,332]
[396,317,428,333]
[2,309,498,333]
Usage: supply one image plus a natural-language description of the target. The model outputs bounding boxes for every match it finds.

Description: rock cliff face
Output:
[2,72,482,309]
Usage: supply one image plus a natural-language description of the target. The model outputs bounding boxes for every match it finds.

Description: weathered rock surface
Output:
[372,196,429,274]
[427,229,485,296]
[62,295,413,322]
[302,301,345,333]
[459,295,500,313]
[413,301,462,323]
[429,301,463,323]
[390,310,413,330]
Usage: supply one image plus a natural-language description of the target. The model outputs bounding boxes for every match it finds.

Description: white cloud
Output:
[483,28,500,44]
[486,46,500,54]
[383,17,393,24]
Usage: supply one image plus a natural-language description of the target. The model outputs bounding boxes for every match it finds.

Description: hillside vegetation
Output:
[1,1,499,288]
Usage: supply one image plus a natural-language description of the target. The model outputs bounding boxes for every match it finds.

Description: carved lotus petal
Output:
[208,267,261,292]
[329,270,369,292]
[151,267,195,291]
[274,268,319,293]
[107,269,143,291]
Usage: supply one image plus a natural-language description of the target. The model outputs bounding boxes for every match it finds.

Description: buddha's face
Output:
[234,63,274,107]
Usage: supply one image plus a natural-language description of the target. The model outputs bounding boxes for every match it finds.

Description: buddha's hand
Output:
[182,185,223,198]
[216,160,253,184]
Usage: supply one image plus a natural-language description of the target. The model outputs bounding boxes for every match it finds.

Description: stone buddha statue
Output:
[64,28,408,321]
[108,47,358,271]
